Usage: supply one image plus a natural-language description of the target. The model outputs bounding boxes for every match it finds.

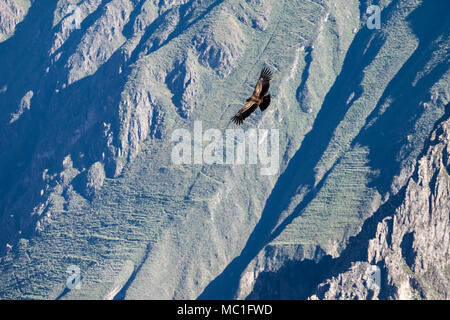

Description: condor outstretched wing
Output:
[251,67,272,98]
[259,94,271,111]
[231,101,258,125]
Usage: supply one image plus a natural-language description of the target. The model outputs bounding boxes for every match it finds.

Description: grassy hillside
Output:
[0,0,448,300]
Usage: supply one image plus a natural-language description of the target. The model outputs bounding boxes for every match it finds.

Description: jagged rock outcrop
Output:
[0,0,448,301]
[166,54,200,118]
[85,161,105,199]
[234,0,274,31]
[9,90,33,123]
[111,76,165,176]
[64,0,133,85]
[310,262,381,300]
[0,0,30,41]
[311,110,450,300]
[193,14,246,77]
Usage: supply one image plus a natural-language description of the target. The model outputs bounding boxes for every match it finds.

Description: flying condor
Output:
[231,67,272,125]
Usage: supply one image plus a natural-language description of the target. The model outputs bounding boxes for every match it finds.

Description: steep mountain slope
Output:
[0,0,448,300]
[311,106,450,300]
[244,104,450,300]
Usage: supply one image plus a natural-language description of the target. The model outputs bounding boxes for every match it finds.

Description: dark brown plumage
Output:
[231,67,272,125]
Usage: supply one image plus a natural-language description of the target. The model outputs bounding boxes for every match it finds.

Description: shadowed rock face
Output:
[166,54,200,118]
[0,0,31,41]
[0,0,448,300]
[310,106,450,300]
